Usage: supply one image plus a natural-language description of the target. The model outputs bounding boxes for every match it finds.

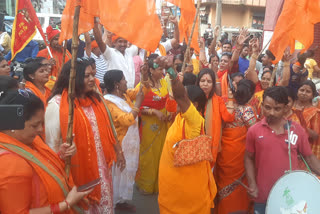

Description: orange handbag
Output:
[173,120,213,167]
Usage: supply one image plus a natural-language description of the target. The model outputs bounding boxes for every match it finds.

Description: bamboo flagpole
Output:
[62,39,68,69]
[181,0,201,74]
[65,4,81,176]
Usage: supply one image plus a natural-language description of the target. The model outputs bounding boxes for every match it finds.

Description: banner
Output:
[10,0,47,60]
[60,0,162,52]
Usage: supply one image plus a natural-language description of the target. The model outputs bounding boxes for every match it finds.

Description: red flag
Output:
[165,0,199,52]
[60,0,162,52]
[269,0,320,63]
[10,0,48,60]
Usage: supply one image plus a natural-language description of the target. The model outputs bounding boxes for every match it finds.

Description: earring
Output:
[11,130,15,133]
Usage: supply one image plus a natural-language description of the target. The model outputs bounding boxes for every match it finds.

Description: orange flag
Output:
[165,0,199,52]
[10,0,48,60]
[59,0,162,52]
[269,0,320,63]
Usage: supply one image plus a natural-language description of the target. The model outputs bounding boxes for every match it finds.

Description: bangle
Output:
[226,105,234,109]
[283,62,290,67]
[216,82,221,84]
[50,203,61,214]
[132,107,140,113]
[64,200,71,210]
[251,54,258,60]
[149,109,153,115]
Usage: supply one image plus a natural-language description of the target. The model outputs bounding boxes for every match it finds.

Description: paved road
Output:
[115,186,160,214]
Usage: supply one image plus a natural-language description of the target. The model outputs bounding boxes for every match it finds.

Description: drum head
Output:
[266,170,320,214]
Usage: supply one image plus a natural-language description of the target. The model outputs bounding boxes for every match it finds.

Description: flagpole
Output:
[62,40,67,68]
[181,0,201,74]
[65,3,81,176]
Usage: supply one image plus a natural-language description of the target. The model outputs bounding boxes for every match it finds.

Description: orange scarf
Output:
[221,72,229,98]
[59,90,116,203]
[25,81,51,107]
[0,133,74,213]
[205,95,235,168]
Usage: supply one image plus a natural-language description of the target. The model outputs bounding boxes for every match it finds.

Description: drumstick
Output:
[234,178,250,191]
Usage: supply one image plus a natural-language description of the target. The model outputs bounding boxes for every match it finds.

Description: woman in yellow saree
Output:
[136,54,170,194]
[158,56,216,214]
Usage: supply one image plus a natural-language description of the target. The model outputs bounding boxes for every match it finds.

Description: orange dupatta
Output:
[205,94,235,167]
[0,133,75,213]
[59,90,116,203]
[221,72,228,97]
[25,81,51,107]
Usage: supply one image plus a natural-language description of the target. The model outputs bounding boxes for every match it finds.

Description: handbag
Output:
[173,120,213,167]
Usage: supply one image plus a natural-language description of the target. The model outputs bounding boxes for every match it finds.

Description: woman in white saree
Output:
[103,69,148,212]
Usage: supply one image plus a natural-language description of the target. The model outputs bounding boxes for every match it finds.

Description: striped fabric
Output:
[84,51,108,83]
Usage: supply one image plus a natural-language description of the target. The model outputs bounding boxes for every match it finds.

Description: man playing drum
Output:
[244,86,320,214]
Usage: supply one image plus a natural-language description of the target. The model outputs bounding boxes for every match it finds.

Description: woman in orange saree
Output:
[0,86,90,214]
[196,68,235,166]
[293,80,320,159]
[214,79,258,214]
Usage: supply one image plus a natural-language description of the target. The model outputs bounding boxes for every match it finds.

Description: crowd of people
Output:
[1,15,320,214]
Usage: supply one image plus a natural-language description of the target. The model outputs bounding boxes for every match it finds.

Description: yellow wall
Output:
[208,4,264,28]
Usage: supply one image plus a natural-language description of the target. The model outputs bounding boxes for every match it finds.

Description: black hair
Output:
[182,72,196,86]
[147,54,160,86]
[49,59,100,101]
[263,65,274,72]
[0,76,18,91]
[23,57,47,82]
[263,86,289,105]
[306,50,315,58]
[242,44,249,49]
[147,54,159,69]
[231,72,244,81]
[196,68,216,99]
[209,54,220,63]
[103,70,124,93]
[173,54,184,63]
[0,56,5,63]
[186,85,207,116]
[234,79,255,105]
[285,86,297,101]
[0,90,44,121]
[265,50,276,61]
[298,80,318,98]
[297,52,308,66]
[221,52,232,59]
[223,40,232,47]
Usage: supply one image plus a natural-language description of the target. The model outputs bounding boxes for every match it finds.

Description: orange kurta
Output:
[158,104,216,214]
[0,134,76,213]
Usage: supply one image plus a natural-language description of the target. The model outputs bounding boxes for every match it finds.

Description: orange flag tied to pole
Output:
[10,0,48,60]
[165,0,199,52]
[269,0,320,63]
[59,0,163,52]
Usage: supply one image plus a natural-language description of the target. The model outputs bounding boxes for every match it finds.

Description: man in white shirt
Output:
[84,32,108,83]
[93,20,138,89]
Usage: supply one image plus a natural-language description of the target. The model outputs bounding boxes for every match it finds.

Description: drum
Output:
[266,170,320,214]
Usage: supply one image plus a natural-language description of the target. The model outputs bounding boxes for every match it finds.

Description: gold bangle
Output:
[283,62,290,67]
[251,54,258,60]
[226,105,234,109]
[132,107,140,113]
[149,109,153,115]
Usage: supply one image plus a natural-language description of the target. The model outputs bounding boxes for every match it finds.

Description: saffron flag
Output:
[165,0,199,52]
[269,0,320,63]
[10,0,47,60]
[59,0,163,52]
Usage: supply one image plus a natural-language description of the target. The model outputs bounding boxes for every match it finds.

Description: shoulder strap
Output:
[182,120,205,139]
[0,143,84,213]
